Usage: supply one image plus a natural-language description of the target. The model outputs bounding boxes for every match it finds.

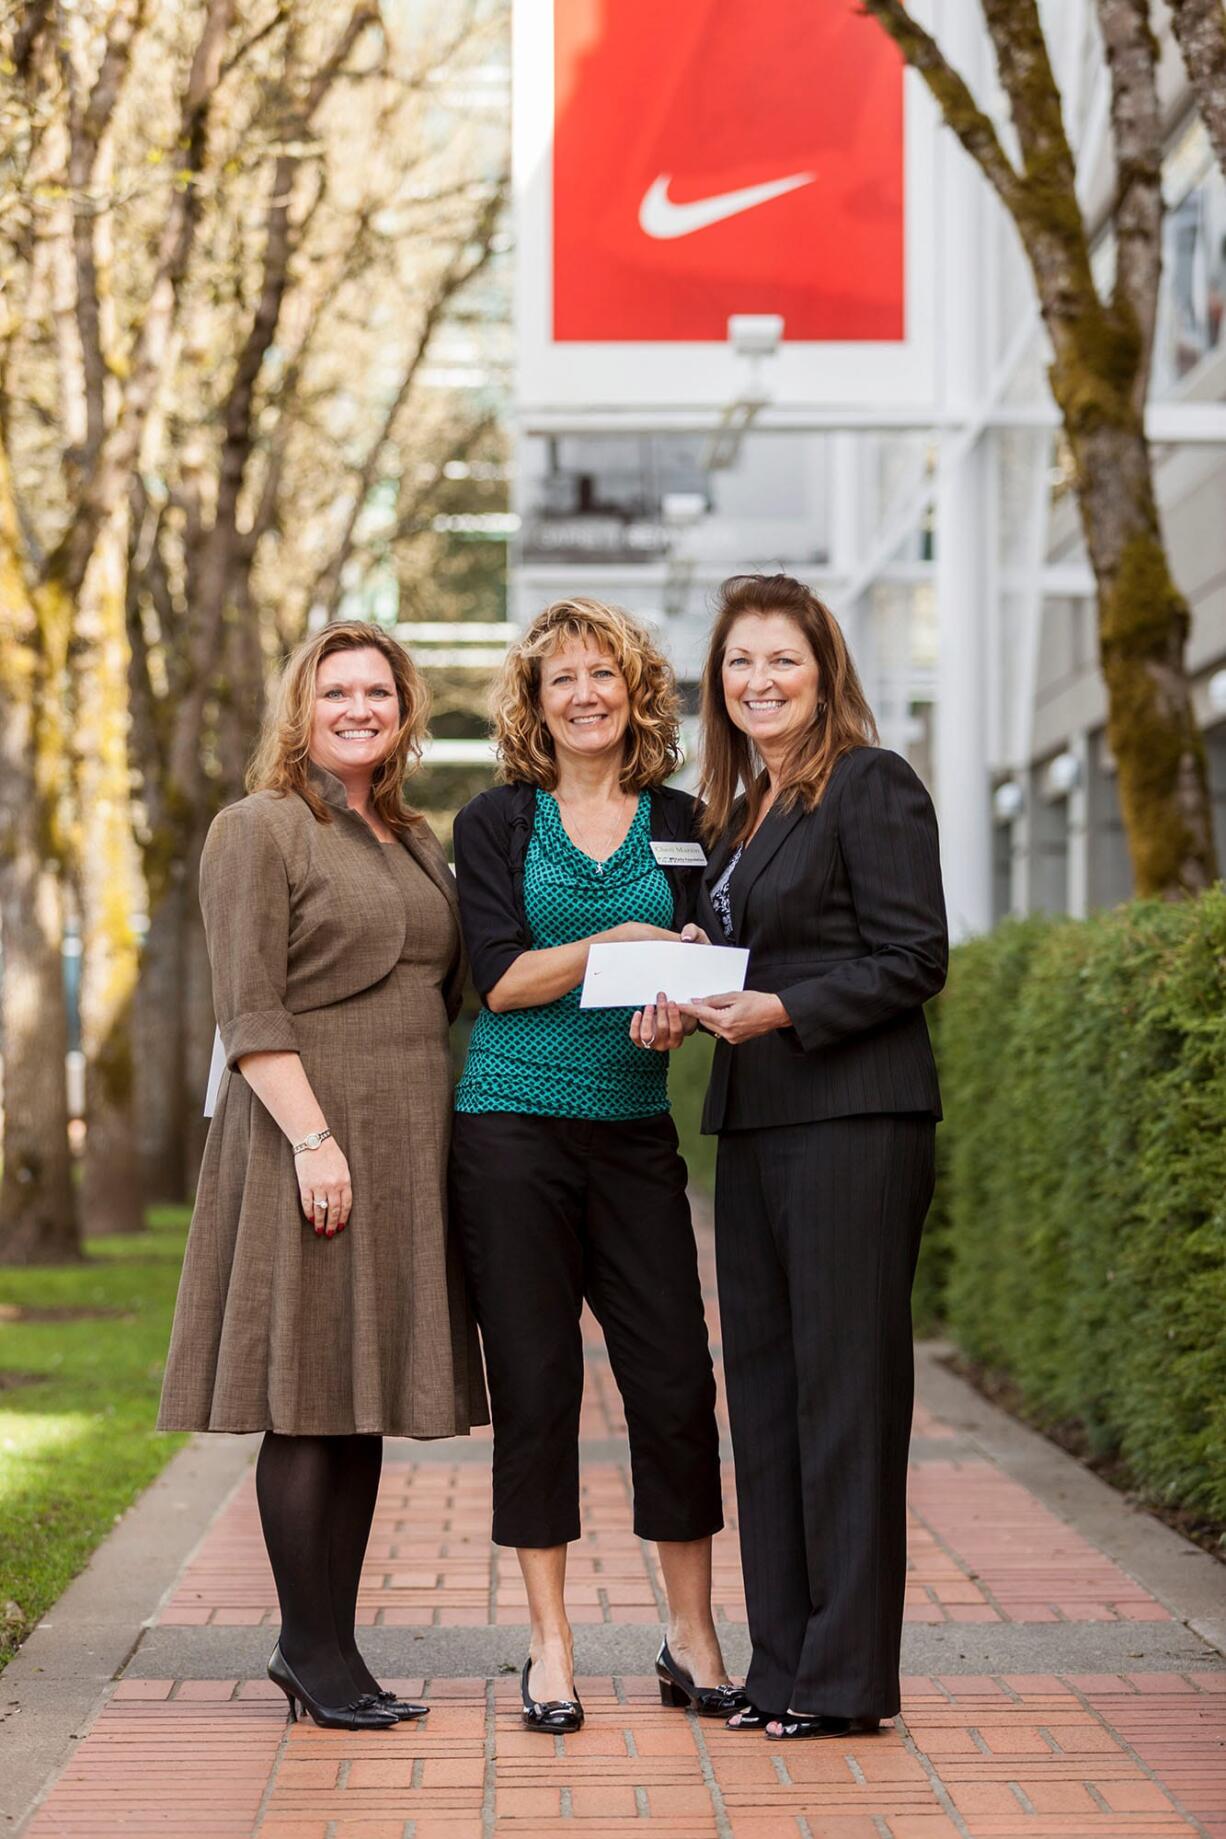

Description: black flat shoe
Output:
[521,1655,584,1734]
[369,1688,429,1721]
[267,1643,398,1731]
[656,1642,749,1718]
[726,1702,777,1730]
[766,1712,881,1740]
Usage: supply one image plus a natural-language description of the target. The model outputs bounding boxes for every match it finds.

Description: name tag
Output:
[650,841,708,868]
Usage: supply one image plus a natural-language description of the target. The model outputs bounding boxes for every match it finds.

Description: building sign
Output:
[552,0,904,343]
[514,0,938,423]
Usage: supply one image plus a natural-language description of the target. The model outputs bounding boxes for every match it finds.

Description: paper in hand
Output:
[203,1027,226,1118]
[580,940,749,1009]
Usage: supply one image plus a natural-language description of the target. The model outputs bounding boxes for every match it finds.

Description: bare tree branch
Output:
[169,3,383,802]
[388,412,496,545]
[310,181,507,619]
[44,0,236,598]
[11,0,51,80]
[218,1,291,83]
[1167,0,1226,183]
[860,0,1026,213]
[63,0,148,462]
[1094,0,1164,410]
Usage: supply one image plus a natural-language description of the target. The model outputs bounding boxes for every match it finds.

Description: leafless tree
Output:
[863,0,1218,898]
[0,0,510,1254]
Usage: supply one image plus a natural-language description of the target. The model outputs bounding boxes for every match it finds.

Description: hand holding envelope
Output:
[579,924,792,1051]
[580,939,749,1008]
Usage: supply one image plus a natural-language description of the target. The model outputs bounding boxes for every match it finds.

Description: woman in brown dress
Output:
[158,621,487,1731]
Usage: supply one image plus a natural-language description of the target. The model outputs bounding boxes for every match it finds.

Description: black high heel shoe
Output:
[725,1702,776,1730]
[765,1711,882,1740]
[267,1643,399,1731]
[368,1687,429,1721]
[655,1643,749,1718]
[520,1655,584,1734]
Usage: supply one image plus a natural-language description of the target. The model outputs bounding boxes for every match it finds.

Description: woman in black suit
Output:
[635,573,947,1740]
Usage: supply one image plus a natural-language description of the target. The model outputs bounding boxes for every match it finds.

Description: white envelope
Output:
[203,1026,226,1118]
[579,941,749,1009]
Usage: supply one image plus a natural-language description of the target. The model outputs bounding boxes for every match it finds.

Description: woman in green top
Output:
[451,599,741,1735]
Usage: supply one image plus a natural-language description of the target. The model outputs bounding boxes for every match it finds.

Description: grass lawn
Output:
[0,1208,190,1672]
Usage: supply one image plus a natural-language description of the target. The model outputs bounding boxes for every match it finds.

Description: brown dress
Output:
[157,768,488,1437]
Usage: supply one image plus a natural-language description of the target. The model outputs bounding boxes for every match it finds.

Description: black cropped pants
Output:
[450,1110,723,1549]
[715,1113,936,1721]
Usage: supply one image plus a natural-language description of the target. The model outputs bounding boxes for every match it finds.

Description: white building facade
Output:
[510,0,1226,935]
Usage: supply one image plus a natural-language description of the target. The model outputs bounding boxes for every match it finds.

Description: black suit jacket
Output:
[699,745,948,1133]
[453,780,703,1004]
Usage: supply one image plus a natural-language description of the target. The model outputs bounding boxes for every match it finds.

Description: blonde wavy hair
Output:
[247,621,429,834]
[492,598,682,791]
[699,574,878,845]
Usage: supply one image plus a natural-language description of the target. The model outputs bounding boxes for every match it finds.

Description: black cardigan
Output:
[452,780,705,1004]
[697,745,948,1133]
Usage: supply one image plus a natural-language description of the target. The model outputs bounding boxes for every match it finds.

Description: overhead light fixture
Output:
[662,492,707,527]
[1043,750,1081,799]
[992,780,1024,823]
[727,314,783,360]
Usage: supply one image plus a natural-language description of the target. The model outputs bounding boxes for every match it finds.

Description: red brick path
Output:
[23,1219,1226,1838]
[27,1674,1226,1836]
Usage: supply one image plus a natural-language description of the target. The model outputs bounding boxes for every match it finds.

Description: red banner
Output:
[553,0,905,343]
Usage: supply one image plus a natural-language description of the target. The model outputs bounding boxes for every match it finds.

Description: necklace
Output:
[554,792,633,873]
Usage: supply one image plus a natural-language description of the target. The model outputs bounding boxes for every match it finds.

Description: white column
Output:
[936,440,993,937]
[1065,731,1091,918]
[933,0,994,940]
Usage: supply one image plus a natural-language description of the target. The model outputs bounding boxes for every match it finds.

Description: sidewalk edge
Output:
[2,1430,257,1833]
[915,1341,1226,1656]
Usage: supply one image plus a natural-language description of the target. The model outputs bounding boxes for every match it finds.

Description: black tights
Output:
[255,1431,383,1706]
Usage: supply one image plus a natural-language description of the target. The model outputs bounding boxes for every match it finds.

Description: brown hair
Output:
[246,620,429,834]
[492,597,682,791]
[698,573,877,844]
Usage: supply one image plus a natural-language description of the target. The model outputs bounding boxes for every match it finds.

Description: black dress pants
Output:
[451,1110,723,1549]
[715,1114,935,1720]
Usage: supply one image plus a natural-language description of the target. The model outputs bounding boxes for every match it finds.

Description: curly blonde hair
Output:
[492,598,682,791]
[246,621,429,834]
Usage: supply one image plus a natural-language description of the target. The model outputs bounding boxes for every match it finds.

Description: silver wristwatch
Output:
[291,1127,333,1155]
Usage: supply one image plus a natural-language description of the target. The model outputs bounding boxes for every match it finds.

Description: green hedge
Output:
[931,891,1226,1521]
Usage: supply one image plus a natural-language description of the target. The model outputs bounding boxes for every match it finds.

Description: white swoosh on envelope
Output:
[638,171,816,240]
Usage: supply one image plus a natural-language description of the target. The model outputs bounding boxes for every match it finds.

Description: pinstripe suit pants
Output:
[715,1114,935,1719]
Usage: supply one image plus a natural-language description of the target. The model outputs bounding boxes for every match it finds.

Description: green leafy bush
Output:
[933,891,1226,1519]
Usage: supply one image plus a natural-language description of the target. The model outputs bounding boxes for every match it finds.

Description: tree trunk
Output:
[132,873,188,1204]
[77,510,145,1234]
[181,830,214,1192]
[0,844,80,1265]
[1061,406,1215,896]
[861,0,1219,898]
[0,444,79,1265]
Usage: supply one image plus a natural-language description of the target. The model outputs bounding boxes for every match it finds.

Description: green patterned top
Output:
[455,789,673,1119]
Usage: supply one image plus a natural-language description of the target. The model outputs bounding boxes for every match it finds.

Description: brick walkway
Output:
[23,1217,1226,1839]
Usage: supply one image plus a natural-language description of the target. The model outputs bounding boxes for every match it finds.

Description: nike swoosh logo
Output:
[638,171,816,240]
